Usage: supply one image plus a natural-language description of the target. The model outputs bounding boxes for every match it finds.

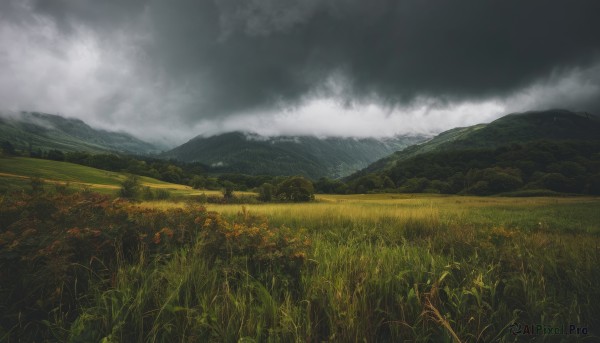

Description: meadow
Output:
[2,179,599,342]
[0,156,220,196]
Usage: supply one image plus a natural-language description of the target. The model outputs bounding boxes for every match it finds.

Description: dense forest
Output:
[347,140,600,195]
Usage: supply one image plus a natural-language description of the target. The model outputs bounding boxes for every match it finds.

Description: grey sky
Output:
[1,0,599,146]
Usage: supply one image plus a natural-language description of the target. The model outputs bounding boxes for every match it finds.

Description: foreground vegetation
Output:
[1,185,599,341]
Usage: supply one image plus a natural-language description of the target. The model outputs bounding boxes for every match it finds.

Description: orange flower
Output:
[160,227,174,238]
[67,228,81,238]
[153,232,161,244]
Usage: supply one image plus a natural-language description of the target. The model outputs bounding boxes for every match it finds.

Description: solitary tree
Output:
[258,183,275,202]
[222,181,235,200]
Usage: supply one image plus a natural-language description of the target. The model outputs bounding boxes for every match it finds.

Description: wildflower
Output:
[67,228,81,238]
[160,227,174,238]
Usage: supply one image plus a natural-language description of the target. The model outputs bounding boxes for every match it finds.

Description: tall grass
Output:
[67,195,600,342]
[3,192,600,341]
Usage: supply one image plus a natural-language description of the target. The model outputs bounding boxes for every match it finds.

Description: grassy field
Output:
[141,193,600,234]
[0,156,224,196]
[123,194,600,341]
[2,160,599,341]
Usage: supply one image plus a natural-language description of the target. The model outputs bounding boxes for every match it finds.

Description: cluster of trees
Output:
[1,142,279,192]
[3,141,321,202]
[347,140,600,195]
[257,176,315,202]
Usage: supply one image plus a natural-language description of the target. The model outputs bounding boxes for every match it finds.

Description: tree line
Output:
[3,139,599,196]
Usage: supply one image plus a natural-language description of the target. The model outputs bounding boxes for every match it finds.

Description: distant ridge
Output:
[348,109,600,180]
[161,131,427,179]
[0,111,159,155]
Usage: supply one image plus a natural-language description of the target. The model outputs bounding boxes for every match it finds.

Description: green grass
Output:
[0,156,204,196]
[82,194,600,342]
[141,193,600,234]
[2,166,600,341]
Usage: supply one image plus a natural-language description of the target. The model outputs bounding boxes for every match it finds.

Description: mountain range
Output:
[2,109,598,183]
[161,132,427,179]
[0,111,428,179]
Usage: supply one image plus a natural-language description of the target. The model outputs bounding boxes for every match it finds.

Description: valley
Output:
[4,2,600,340]
[1,109,599,341]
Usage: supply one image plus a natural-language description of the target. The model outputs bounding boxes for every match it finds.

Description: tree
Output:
[221,181,235,200]
[257,183,275,201]
[276,176,314,202]
[1,141,16,155]
[189,175,206,189]
[315,177,348,194]
[119,174,140,198]
[46,149,65,161]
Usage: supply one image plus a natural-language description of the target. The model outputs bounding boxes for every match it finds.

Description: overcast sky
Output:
[1,0,600,146]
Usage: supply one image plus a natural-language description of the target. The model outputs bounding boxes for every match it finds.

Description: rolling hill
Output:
[349,109,600,179]
[0,111,159,155]
[0,156,202,196]
[161,132,427,179]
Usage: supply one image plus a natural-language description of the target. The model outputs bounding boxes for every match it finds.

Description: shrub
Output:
[29,176,45,194]
[199,207,310,286]
[154,188,171,200]
[0,190,310,341]
[119,174,140,198]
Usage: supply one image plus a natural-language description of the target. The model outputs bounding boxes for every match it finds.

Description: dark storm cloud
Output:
[1,0,600,143]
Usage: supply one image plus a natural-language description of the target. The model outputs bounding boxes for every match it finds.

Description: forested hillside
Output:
[346,110,600,195]
[0,111,159,154]
[162,131,426,178]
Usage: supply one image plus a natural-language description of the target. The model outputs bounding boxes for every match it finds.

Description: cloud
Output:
[1,0,599,145]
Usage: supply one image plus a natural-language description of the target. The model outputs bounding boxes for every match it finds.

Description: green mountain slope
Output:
[0,156,198,196]
[161,132,427,179]
[350,109,600,179]
[0,111,159,154]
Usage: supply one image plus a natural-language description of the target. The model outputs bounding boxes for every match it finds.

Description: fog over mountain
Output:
[1,0,600,146]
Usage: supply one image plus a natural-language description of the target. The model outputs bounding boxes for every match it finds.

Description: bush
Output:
[119,174,140,198]
[0,189,310,341]
[199,207,310,285]
[154,188,171,200]
[463,180,490,195]
[29,176,45,194]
